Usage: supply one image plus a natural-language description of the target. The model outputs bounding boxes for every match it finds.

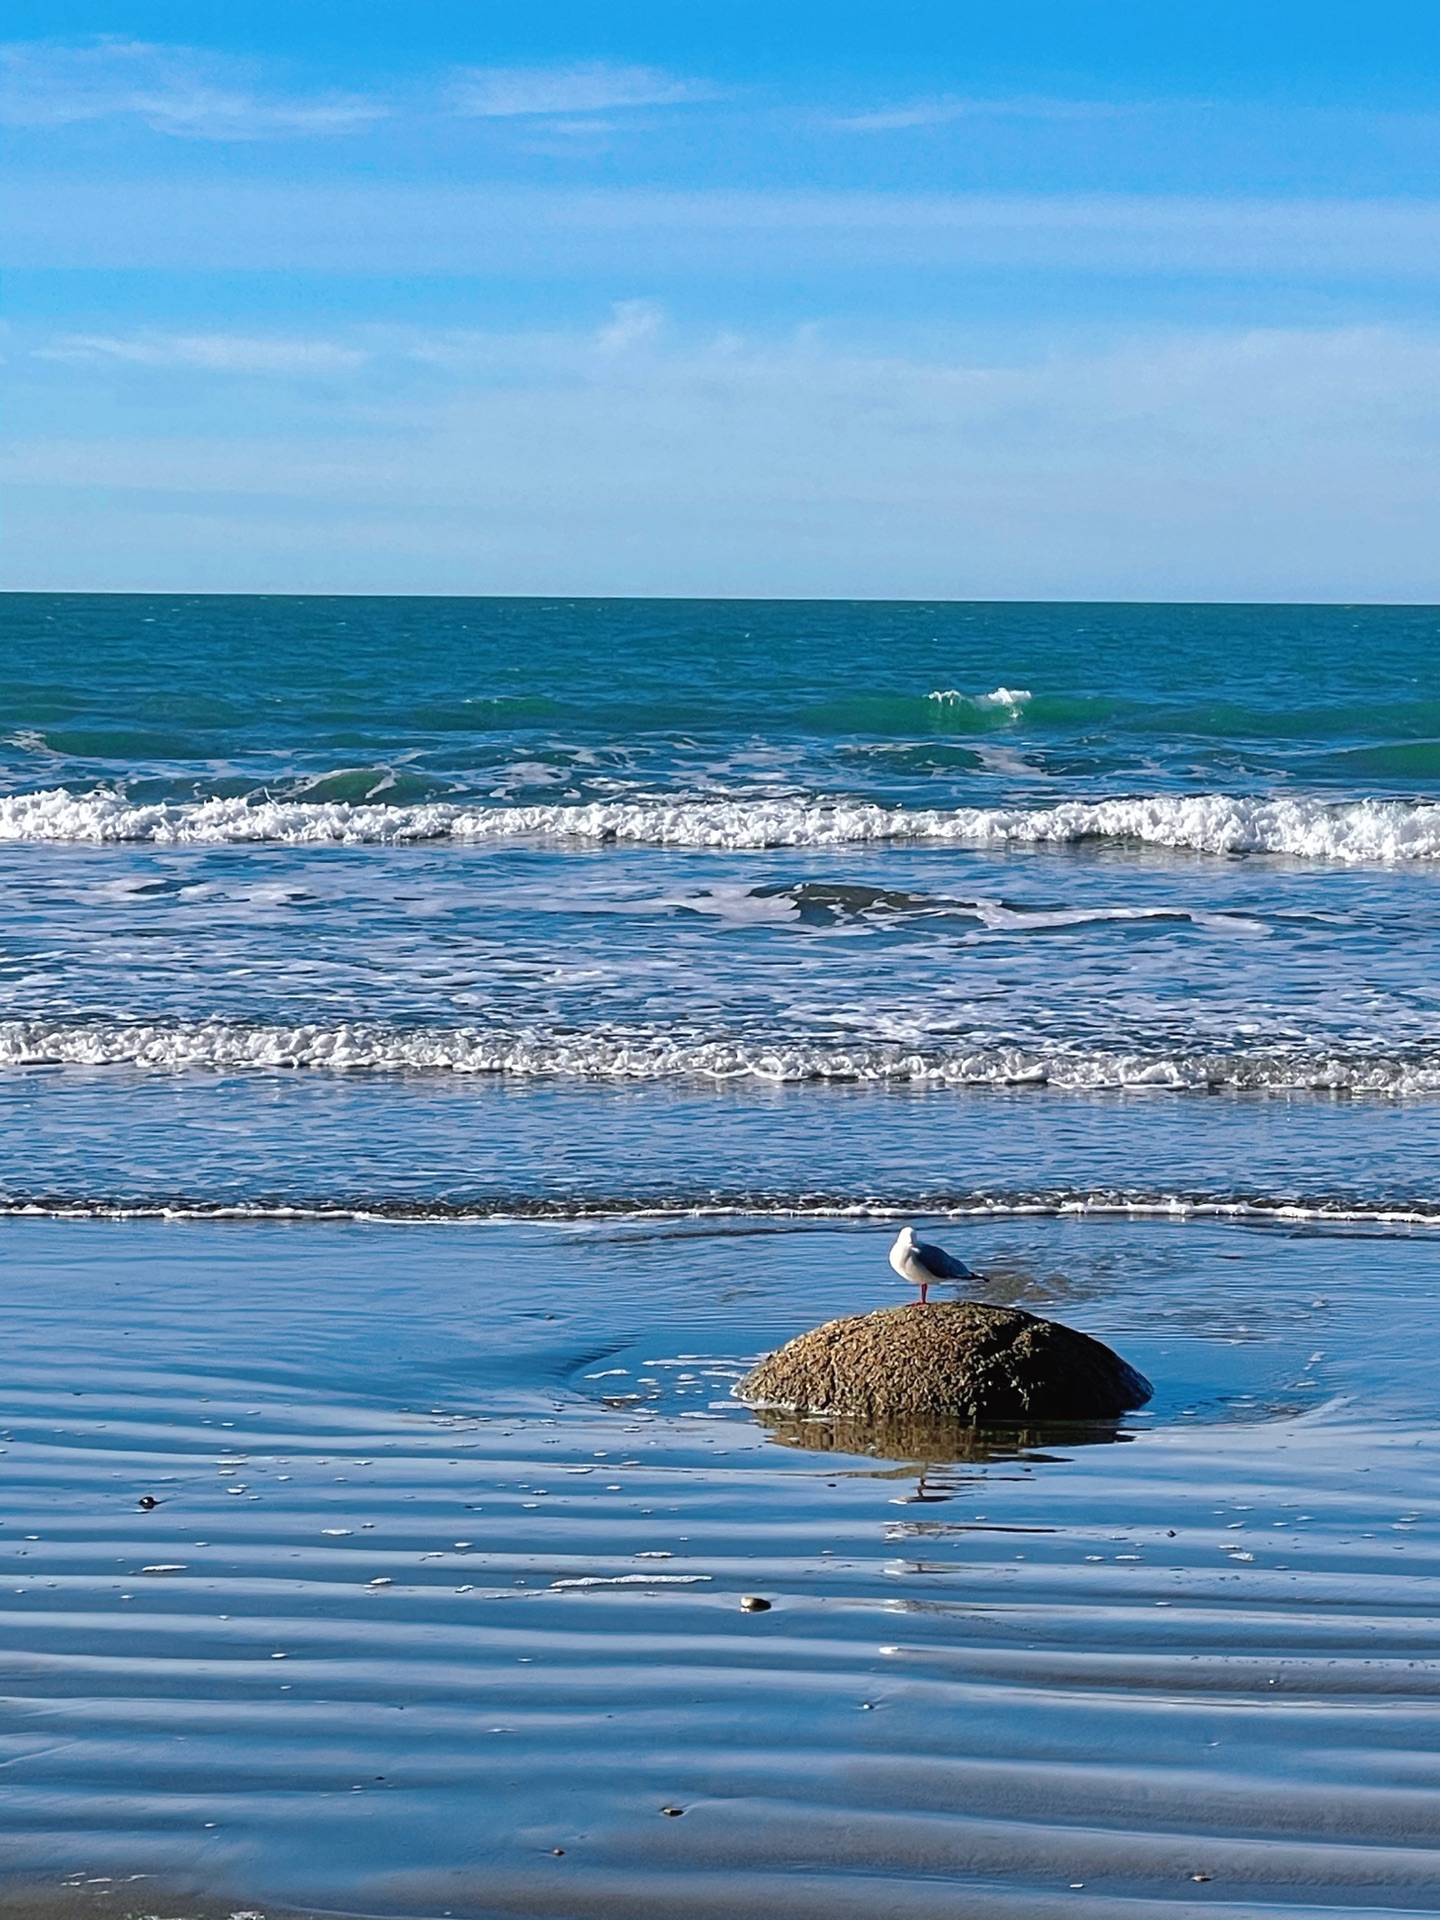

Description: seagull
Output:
[888,1225,976,1305]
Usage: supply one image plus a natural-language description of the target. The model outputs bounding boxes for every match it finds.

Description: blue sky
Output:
[4,3,1440,597]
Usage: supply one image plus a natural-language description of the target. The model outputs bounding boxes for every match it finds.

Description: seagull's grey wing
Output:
[913,1240,975,1280]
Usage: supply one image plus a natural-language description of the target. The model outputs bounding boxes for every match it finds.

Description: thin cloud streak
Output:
[836,95,1147,132]
[448,62,709,118]
[36,332,370,375]
[1,40,710,142]
[8,180,1440,280]
[0,36,386,139]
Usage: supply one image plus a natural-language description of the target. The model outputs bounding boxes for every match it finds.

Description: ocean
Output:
[2,594,1439,1918]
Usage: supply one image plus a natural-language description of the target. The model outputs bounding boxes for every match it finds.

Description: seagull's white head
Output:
[894,1225,916,1248]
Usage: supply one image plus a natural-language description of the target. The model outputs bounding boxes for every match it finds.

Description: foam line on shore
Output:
[0,1191,1436,1226]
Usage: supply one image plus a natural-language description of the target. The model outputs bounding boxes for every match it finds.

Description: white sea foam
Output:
[928,685,1032,713]
[0,786,1437,860]
[1,1019,1436,1094]
[549,1574,711,1588]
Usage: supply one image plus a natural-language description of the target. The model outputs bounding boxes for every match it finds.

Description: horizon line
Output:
[2,589,1435,609]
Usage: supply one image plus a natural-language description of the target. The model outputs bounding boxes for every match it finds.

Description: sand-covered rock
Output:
[737,1300,1151,1424]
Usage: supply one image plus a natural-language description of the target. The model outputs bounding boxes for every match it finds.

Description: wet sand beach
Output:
[3,1210,1440,1918]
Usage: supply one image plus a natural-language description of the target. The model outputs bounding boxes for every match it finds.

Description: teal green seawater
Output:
[5,596,1440,809]
[0,595,1436,1211]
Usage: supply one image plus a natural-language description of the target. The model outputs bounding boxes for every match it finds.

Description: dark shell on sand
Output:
[737,1300,1152,1425]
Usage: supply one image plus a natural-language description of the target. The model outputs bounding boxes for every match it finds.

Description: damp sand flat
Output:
[1,1216,1439,1918]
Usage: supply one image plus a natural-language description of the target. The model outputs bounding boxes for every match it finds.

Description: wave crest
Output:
[0,787,1437,860]
[927,685,1032,714]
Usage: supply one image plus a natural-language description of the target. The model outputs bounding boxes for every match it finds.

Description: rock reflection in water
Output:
[750,1405,1132,1471]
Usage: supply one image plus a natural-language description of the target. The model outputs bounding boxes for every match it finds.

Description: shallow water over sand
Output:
[2,1213,1439,1919]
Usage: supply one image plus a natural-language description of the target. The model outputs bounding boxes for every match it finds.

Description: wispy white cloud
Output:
[37,332,369,375]
[0,36,386,139]
[36,311,669,380]
[593,300,667,353]
[448,62,709,119]
[0,42,711,143]
[836,95,1146,133]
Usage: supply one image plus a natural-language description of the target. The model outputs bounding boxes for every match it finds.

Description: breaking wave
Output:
[1,1018,1437,1094]
[0,786,1438,860]
[927,685,1032,714]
